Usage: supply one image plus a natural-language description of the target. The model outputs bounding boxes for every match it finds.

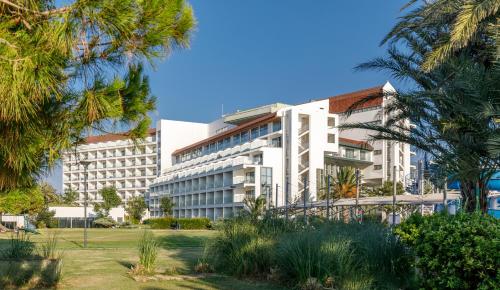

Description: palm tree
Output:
[333,167,357,199]
[243,195,267,221]
[384,0,499,71]
[342,7,499,212]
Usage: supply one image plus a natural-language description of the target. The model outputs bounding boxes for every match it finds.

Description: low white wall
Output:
[48,206,125,222]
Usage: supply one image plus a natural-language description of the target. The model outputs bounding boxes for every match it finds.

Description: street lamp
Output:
[80,160,91,248]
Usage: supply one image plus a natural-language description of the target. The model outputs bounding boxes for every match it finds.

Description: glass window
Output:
[360,151,368,161]
[253,154,263,165]
[241,131,249,143]
[209,143,216,153]
[273,120,281,132]
[328,134,335,143]
[245,171,255,183]
[328,117,335,128]
[374,165,382,170]
[251,128,259,140]
[271,137,282,147]
[223,137,231,149]
[260,167,272,198]
[374,150,382,155]
[345,148,355,158]
[232,134,240,146]
[217,140,223,151]
[259,124,268,136]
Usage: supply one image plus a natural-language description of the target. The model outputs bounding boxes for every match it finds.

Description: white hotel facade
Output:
[147,82,412,219]
[62,83,412,217]
[62,129,158,202]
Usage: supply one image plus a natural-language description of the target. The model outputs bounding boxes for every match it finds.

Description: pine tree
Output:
[0,0,195,190]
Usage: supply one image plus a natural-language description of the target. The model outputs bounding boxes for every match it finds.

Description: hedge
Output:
[146,217,211,230]
[395,212,499,289]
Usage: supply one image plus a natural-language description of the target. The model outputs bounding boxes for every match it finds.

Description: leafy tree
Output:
[159,196,175,217]
[0,0,195,190]
[342,0,499,212]
[0,187,45,215]
[61,188,79,205]
[365,181,405,197]
[126,196,147,224]
[40,182,61,205]
[94,187,122,217]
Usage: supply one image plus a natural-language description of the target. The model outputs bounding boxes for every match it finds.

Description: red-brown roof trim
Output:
[329,85,384,114]
[339,137,374,150]
[86,128,156,144]
[173,113,278,156]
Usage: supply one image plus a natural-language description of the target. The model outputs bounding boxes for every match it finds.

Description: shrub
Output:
[203,219,275,277]
[396,212,499,289]
[93,217,117,228]
[137,231,158,274]
[147,217,211,230]
[203,216,415,289]
[2,232,36,260]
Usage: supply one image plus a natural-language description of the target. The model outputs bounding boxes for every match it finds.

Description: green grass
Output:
[0,228,283,290]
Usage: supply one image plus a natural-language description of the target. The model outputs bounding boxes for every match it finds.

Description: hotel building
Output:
[147,82,412,219]
[62,129,158,202]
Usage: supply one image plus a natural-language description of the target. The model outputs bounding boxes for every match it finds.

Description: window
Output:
[241,131,249,143]
[328,134,336,143]
[223,137,231,149]
[260,167,272,199]
[328,117,335,128]
[360,151,368,161]
[345,148,355,158]
[209,143,216,153]
[253,154,263,165]
[217,140,223,151]
[232,134,240,146]
[251,128,259,140]
[245,172,255,183]
[273,120,281,132]
[259,124,268,136]
[271,137,282,147]
[374,150,382,155]
[374,165,382,170]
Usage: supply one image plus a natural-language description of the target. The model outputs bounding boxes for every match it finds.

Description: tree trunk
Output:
[460,179,489,213]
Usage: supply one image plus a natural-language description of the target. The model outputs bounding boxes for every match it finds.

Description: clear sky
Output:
[46,0,410,191]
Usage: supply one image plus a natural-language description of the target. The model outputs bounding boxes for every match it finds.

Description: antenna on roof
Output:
[221,104,224,117]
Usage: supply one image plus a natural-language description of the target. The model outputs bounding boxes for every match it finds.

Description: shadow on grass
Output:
[0,259,61,289]
[155,232,211,271]
[117,259,134,270]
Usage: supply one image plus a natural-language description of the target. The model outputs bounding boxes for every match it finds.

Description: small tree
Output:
[126,196,147,224]
[159,196,175,217]
[242,195,266,221]
[61,189,79,205]
[40,182,61,205]
[94,187,122,217]
[0,187,45,216]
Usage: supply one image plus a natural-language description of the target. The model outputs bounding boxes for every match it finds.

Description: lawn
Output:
[0,228,283,290]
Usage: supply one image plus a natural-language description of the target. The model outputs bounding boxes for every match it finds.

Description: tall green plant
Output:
[0,0,195,190]
[137,231,159,274]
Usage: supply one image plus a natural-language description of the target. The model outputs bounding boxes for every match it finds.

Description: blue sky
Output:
[46,0,410,191]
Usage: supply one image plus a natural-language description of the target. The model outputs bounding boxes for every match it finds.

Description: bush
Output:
[203,216,415,289]
[133,231,158,275]
[93,217,117,228]
[276,222,414,289]
[203,218,275,277]
[2,232,36,260]
[396,212,500,289]
[147,217,211,230]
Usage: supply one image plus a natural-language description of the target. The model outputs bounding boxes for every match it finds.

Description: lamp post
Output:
[80,160,91,248]
[355,168,360,222]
